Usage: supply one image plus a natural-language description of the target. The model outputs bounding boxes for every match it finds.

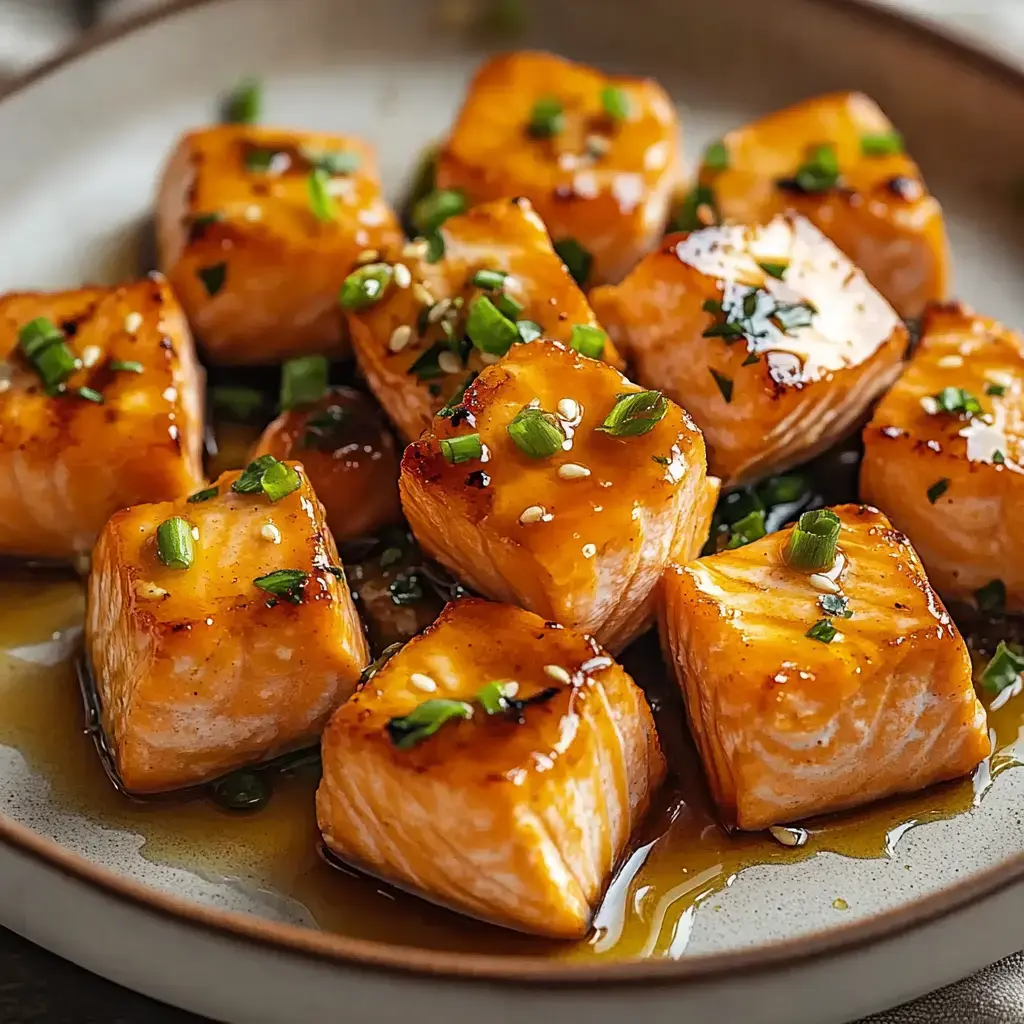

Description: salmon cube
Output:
[345,195,622,443]
[156,125,402,364]
[590,214,907,486]
[675,92,948,319]
[862,302,1024,611]
[435,52,680,286]
[251,386,402,544]
[316,597,665,937]
[661,504,989,831]
[399,339,716,653]
[86,458,369,793]
[0,276,204,563]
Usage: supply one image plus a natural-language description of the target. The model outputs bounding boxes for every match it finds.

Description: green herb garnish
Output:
[156,517,195,571]
[758,261,789,280]
[986,382,1007,397]
[411,189,467,235]
[386,699,474,749]
[339,262,393,311]
[554,238,593,287]
[709,368,733,402]
[466,295,519,356]
[187,486,219,504]
[477,681,518,715]
[438,372,478,417]
[232,454,300,502]
[254,569,309,604]
[18,317,79,391]
[301,148,361,175]
[600,85,631,122]
[670,184,717,233]
[108,360,144,374]
[724,509,767,549]
[597,390,668,437]
[981,641,1024,694]
[197,263,227,297]
[806,618,839,644]
[527,96,564,138]
[785,509,841,572]
[975,579,1007,615]
[704,140,729,172]
[507,406,566,458]
[927,478,949,504]
[860,131,904,157]
[440,433,484,464]
[470,268,509,291]
[516,319,543,343]
[780,143,841,193]
[307,168,337,222]
[76,386,104,404]
[570,324,607,360]
[932,387,982,417]
[221,77,262,124]
[280,356,328,410]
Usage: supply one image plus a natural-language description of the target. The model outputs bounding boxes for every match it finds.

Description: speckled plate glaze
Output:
[3,1,1024,1022]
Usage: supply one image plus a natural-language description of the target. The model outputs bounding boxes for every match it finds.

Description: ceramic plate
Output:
[3,1,1024,1021]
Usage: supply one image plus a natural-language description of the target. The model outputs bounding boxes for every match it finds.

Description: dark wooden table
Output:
[0,926,203,1023]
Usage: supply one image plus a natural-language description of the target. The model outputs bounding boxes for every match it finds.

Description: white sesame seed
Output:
[438,351,462,375]
[544,664,572,685]
[388,324,413,353]
[937,354,964,368]
[557,152,580,172]
[502,275,523,295]
[519,505,546,525]
[243,204,262,222]
[190,526,200,541]
[427,298,452,323]
[327,177,354,197]
[124,311,144,335]
[413,283,436,307]
[479,352,501,365]
[809,573,841,594]
[987,370,1014,388]
[769,826,807,848]
[393,263,412,289]
[135,581,169,600]
[582,543,597,558]
[410,672,437,692]
[402,239,430,261]
[572,171,600,199]
[558,463,591,480]
[919,396,939,415]
[355,249,380,266]
[557,398,580,422]
[162,386,177,403]
[261,523,282,544]
[80,345,102,368]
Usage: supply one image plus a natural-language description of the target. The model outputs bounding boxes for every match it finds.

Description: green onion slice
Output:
[975,579,1007,615]
[724,510,767,550]
[709,368,733,402]
[76,386,104,404]
[386,699,474,750]
[280,356,328,410]
[784,509,841,571]
[221,77,262,124]
[570,324,607,360]
[466,295,519,356]
[470,268,509,291]
[704,139,729,172]
[197,263,227,297]
[597,390,668,437]
[781,143,840,193]
[254,568,309,604]
[758,261,788,280]
[860,131,904,157]
[440,433,483,464]
[507,406,566,458]
[18,317,80,391]
[339,262,394,311]
[477,681,517,715]
[932,386,982,417]
[156,517,195,570]
[553,238,592,287]
[187,486,219,504]
[307,168,337,222]
[527,96,564,138]
[600,85,631,122]
[493,292,524,320]
[301,147,361,175]
[986,383,1007,397]
[109,360,144,374]
[927,478,949,504]
[981,641,1024,694]
[231,454,300,501]
[411,189,467,235]
[516,319,543,343]
[806,618,838,644]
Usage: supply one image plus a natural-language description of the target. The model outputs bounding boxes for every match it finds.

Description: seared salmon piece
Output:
[251,386,402,544]
[86,458,369,793]
[673,92,948,319]
[434,52,680,286]
[0,276,204,563]
[316,597,665,937]
[862,302,1024,611]
[156,125,402,364]
[661,504,989,831]
[399,339,716,653]
[591,214,906,487]
[345,195,622,443]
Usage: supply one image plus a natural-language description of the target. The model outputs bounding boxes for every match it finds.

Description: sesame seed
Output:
[557,153,580,172]
[413,283,435,307]
[582,543,597,558]
[556,398,580,421]
[558,463,591,480]
[393,263,412,289]
[162,386,177,403]
[427,298,452,323]
[327,177,354,197]
[987,370,1013,387]
[410,672,437,692]
[544,664,572,685]
[438,351,462,374]
[243,205,262,222]
[190,526,200,541]
[479,352,501,365]
[585,133,611,157]
[503,275,523,295]
[260,523,282,544]
[402,239,430,261]
[809,573,841,594]
[919,396,939,415]
[355,249,380,266]
[937,354,964,368]
[519,505,546,525]
[769,826,807,848]
[388,324,413,353]
[80,345,102,368]
[124,312,144,335]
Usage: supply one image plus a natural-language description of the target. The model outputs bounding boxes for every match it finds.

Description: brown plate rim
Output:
[2,0,1024,987]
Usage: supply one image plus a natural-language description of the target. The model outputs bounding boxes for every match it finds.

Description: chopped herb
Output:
[408,344,445,381]
[411,189,467,235]
[76,386,104,404]
[785,509,841,572]
[742,352,760,366]
[493,292,524,320]
[932,386,982,417]
[339,262,393,311]
[197,263,227,297]
[423,230,446,263]
[221,77,262,124]
[975,579,1007,615]
[779,143,841,193]
[307,168,337,222]
[301,147,361,175]
[466,295,519,356]
[438,372,478,417]
[860,131,904,157]
[773,301,816,332]
[927,478,949,504]
[819,593,852,618]
[388,571,424,606]
[709,368,733,402]
[986,382,1007,397]
[187,486,218,504]
[210,386,265,422]
[254,569,309,604]
[981,641,1024,694]
[156,517,195,571]
[570,324,607,360]
[516,319,543,343]
[470,268,509,291]
[527,96,564,138]
[379,546,404,568]
[758,261,789,280]
[652,455,671,466]
[553,238,592,287]
[477,681,518,715]
[703,140,729,172]
[359,642,404,686]
[507,406,566,458]
[600,85,631,122]
[244,147,284,174]
[301,404,347,448]
[192,212,223,229]
[806,618,839,644]
[232,454,300,502]
[108,359,144,374]
[280,356,328,410]
[387,699,474,749]
[211,770,269,811]
[440,433,483,464]
[724,509,767,549]
[994,451,1006,465]
[597,390,668,437]
[499,686,560,723]
[18,317,79,391]
[670,183,717,233]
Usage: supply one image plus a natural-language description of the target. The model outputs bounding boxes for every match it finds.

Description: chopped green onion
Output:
[197,263,227,297]
[781,143,840,193]
[386,699,474,750]
[758,261,789,280]
[156,517,195,571]
[507,406,566,458]
[76,386,104,404]
[927,478,949,504]
[600,85,631,122]
[806,618,838,644]
[570,324,607,360]
[477,681,517,715]
[301,404,347,448]
[211,770,269,811]
[187,486,219,504]
[411,189,467,235]
[784,509,841,571]
[423,230,446,263]
[981,641,1024,694]
[388,571,424,606]
[724,509,767,549]
[440,433,483,464]
[210,386,265,422]
[670,184,717,233]
[986,382,1007,397]
[975,579,1007,615]
[709,368,733,402]
[301,147,361,175]
[339,262,394,311]
[493,292,524,320]
[773,300,816,333]
[408,344,445,381]
[18,317,68,361]
[820,593,852,618]
[254,568,309,604]
[18,317,80,391]
[994,451,1006,465]
[221,77,262,124]
[244,147,283,174]
[359,642,404,686]
[260,460,302,501]
[307,168,337,222]
[704,140,729,172]
[742,352,760,366]
[932,386,982,417]
[108,360,144,374]
[232,454,280,492]
[438,372,478,416]
[516,319,543,343]
[527,96,564,138]
[280,356,328,410]
[554,238,592,287]
[597,390,668,437]
[470,268,509,291]
[466,295,519,356]
[860,131,904,157]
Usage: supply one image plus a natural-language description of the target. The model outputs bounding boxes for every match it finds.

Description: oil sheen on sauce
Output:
[0,574,1019,962]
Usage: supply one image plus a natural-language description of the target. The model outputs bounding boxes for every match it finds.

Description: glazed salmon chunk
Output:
[434,51,680,286]
[674,92,948,318]
[591,214,906,486]
[862,302,1024,611]
[316,598,666,937]
[86,457,369,793]
[0,276,204,563]
[344,195,622,442]
[156,125,402,364]
[661,504,989,831]
[251,385,402,543]
[399,339,717,653]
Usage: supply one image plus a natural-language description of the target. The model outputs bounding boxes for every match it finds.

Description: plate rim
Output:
[2,0,1023,986]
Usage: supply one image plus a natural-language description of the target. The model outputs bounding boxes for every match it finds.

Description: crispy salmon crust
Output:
[316,597,666,938]
[86,462,368,793]
[660,504,989,831]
